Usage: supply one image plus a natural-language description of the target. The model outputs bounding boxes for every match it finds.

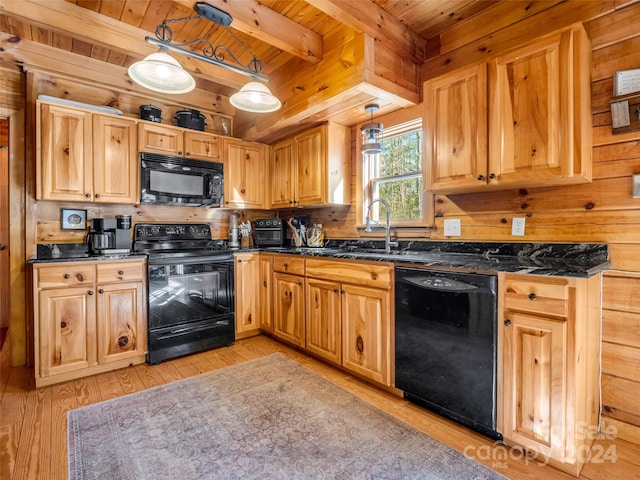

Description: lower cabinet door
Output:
[38,287,96,377]
[305,277,342,364]
[341,284,391,386]
[502,311,567,462]
[96,281,146,364]
[272,272,305,347]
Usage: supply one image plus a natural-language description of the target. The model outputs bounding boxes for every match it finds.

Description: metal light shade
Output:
[361,121,383,154]
[128,47,196,94]
[230,82,281,113]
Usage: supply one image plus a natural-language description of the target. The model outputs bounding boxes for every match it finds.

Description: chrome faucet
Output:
[364,198,399,253]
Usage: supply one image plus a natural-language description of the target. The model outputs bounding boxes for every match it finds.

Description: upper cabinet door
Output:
[92,115,138,204]
[488,24,592,186]
[184,131,222,161]
[425,63,488,192]
[296,126,326,206]
[270,138,296,208]
[138,122,184,156]
[38,103,92,201]
[223,138,268,208]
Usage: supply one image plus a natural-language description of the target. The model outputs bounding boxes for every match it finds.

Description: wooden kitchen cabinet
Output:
[223,137,269,208]
[33,259,147,387]
[234,252,261,338]
[305,258,393,386]
[271,255,305,347]
[305,277,342,364]
[138,122,223,162]
[38,101,138,204]
[426,23,591,194]
[499,272,601,476]
[259,253,274,333]
[269,123,350,208]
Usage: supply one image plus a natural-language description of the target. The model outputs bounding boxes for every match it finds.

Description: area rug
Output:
[68,353,507,479]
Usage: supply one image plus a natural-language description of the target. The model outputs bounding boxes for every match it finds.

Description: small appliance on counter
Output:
[253,218,285,247]
[228,213,240,249]
[86,215,131,255]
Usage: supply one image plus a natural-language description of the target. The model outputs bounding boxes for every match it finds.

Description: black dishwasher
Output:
[395,267,501,440]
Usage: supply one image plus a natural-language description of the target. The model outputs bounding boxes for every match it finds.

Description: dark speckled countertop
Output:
[29,240,611,277]
[261,240,611,278]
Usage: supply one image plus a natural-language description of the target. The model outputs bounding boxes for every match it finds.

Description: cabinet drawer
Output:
[97,261,145,283]
[504,276,569,317]
[272,255,305,275]
[36,264,95,288]
[306,258,392,289]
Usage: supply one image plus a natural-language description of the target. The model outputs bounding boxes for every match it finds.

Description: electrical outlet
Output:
[512,217,526,236]
[443,218,461,236]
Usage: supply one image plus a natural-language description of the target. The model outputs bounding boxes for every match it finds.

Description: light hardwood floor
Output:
[1,334,639,479]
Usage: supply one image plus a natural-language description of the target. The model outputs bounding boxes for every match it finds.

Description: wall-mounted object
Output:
[610,92,640,134]
[60,209,87,230]
[614,68,640,96]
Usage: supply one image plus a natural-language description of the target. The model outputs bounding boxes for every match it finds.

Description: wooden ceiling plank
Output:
[0,0,255,88]
[98,0,126,20]
[173,0,323,64]
[120,0,151,27]
[306,0,426,63]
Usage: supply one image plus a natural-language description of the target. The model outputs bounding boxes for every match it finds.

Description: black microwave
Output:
[140,152,223,206]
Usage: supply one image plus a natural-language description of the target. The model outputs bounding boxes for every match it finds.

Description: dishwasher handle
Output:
[400,275,479,292]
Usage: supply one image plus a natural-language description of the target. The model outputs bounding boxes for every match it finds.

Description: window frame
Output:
[358,106,430,230]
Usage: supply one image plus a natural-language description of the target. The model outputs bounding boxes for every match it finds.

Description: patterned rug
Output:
[68,353,507,479]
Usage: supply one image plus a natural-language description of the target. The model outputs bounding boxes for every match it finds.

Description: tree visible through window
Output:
[364,118,423,224]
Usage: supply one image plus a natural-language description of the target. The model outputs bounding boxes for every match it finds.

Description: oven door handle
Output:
[156,322,229,339]
[148,255,234,266]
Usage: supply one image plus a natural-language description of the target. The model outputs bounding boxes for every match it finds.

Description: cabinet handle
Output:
[504,319,512,326]
[247,314,253,324]
[64,274,71,279]
[95,193,101,199]
[186,152,191,156]
[117,336,129,347]
[289,200,294,204]
[298,281,303,286]
[528,293,537,300]
[61,321,67,328]
[178,151,183,155]
[488,173,496,179]
[371,272,378,280]
[477,175,485,181]
[88,290,94,295]
[0,243,5,250]
[283,263,288,270]
[118,270,124,275]
[240,188,246,194]
[99,289,104,294]
[263,280,267,287]
[85,193,91,198]
[356,335,364,354]
[76,273,84,281]
[333,288,339,293]
[245,154,250,160]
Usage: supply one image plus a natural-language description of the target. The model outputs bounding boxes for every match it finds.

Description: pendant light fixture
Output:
[128,3,281,112]
[360,104,383,154]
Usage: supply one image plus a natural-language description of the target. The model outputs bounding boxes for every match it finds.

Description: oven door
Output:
[146,255,234,363]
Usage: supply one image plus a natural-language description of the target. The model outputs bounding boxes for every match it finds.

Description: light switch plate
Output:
[443,218,461,236]
[512,218,526,236]
[634,174,640,198]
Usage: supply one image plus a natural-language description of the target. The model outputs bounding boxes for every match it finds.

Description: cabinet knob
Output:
[488,173,496,179]
[356,335,364,354]
[186,152,191,156]
[117,336,129,347]
[333,288,339,293]
[0,243,5,250]
[99,289,104,294]
[240,189,246,194]
[95,193,101,199]
[245,154,250,160]
[477,175,485,181]
[371,272,378,280]
[263,280,267,287]
[64,274,71,279]
[118,270,124,275]
[283,263,288,270]
[528,293,537,300]
[504,319,512,326]
[85,193,91,198]
[60,321,67,328]
[298,281,303,286]
[178,151,183,155]
[88,290,94,295]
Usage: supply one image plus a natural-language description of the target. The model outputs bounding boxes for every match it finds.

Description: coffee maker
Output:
[86,216,131,255]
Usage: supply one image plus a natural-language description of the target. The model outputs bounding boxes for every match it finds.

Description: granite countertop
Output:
[28,244,147,264]
[261,240,611,278]
[29,240,611,277]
